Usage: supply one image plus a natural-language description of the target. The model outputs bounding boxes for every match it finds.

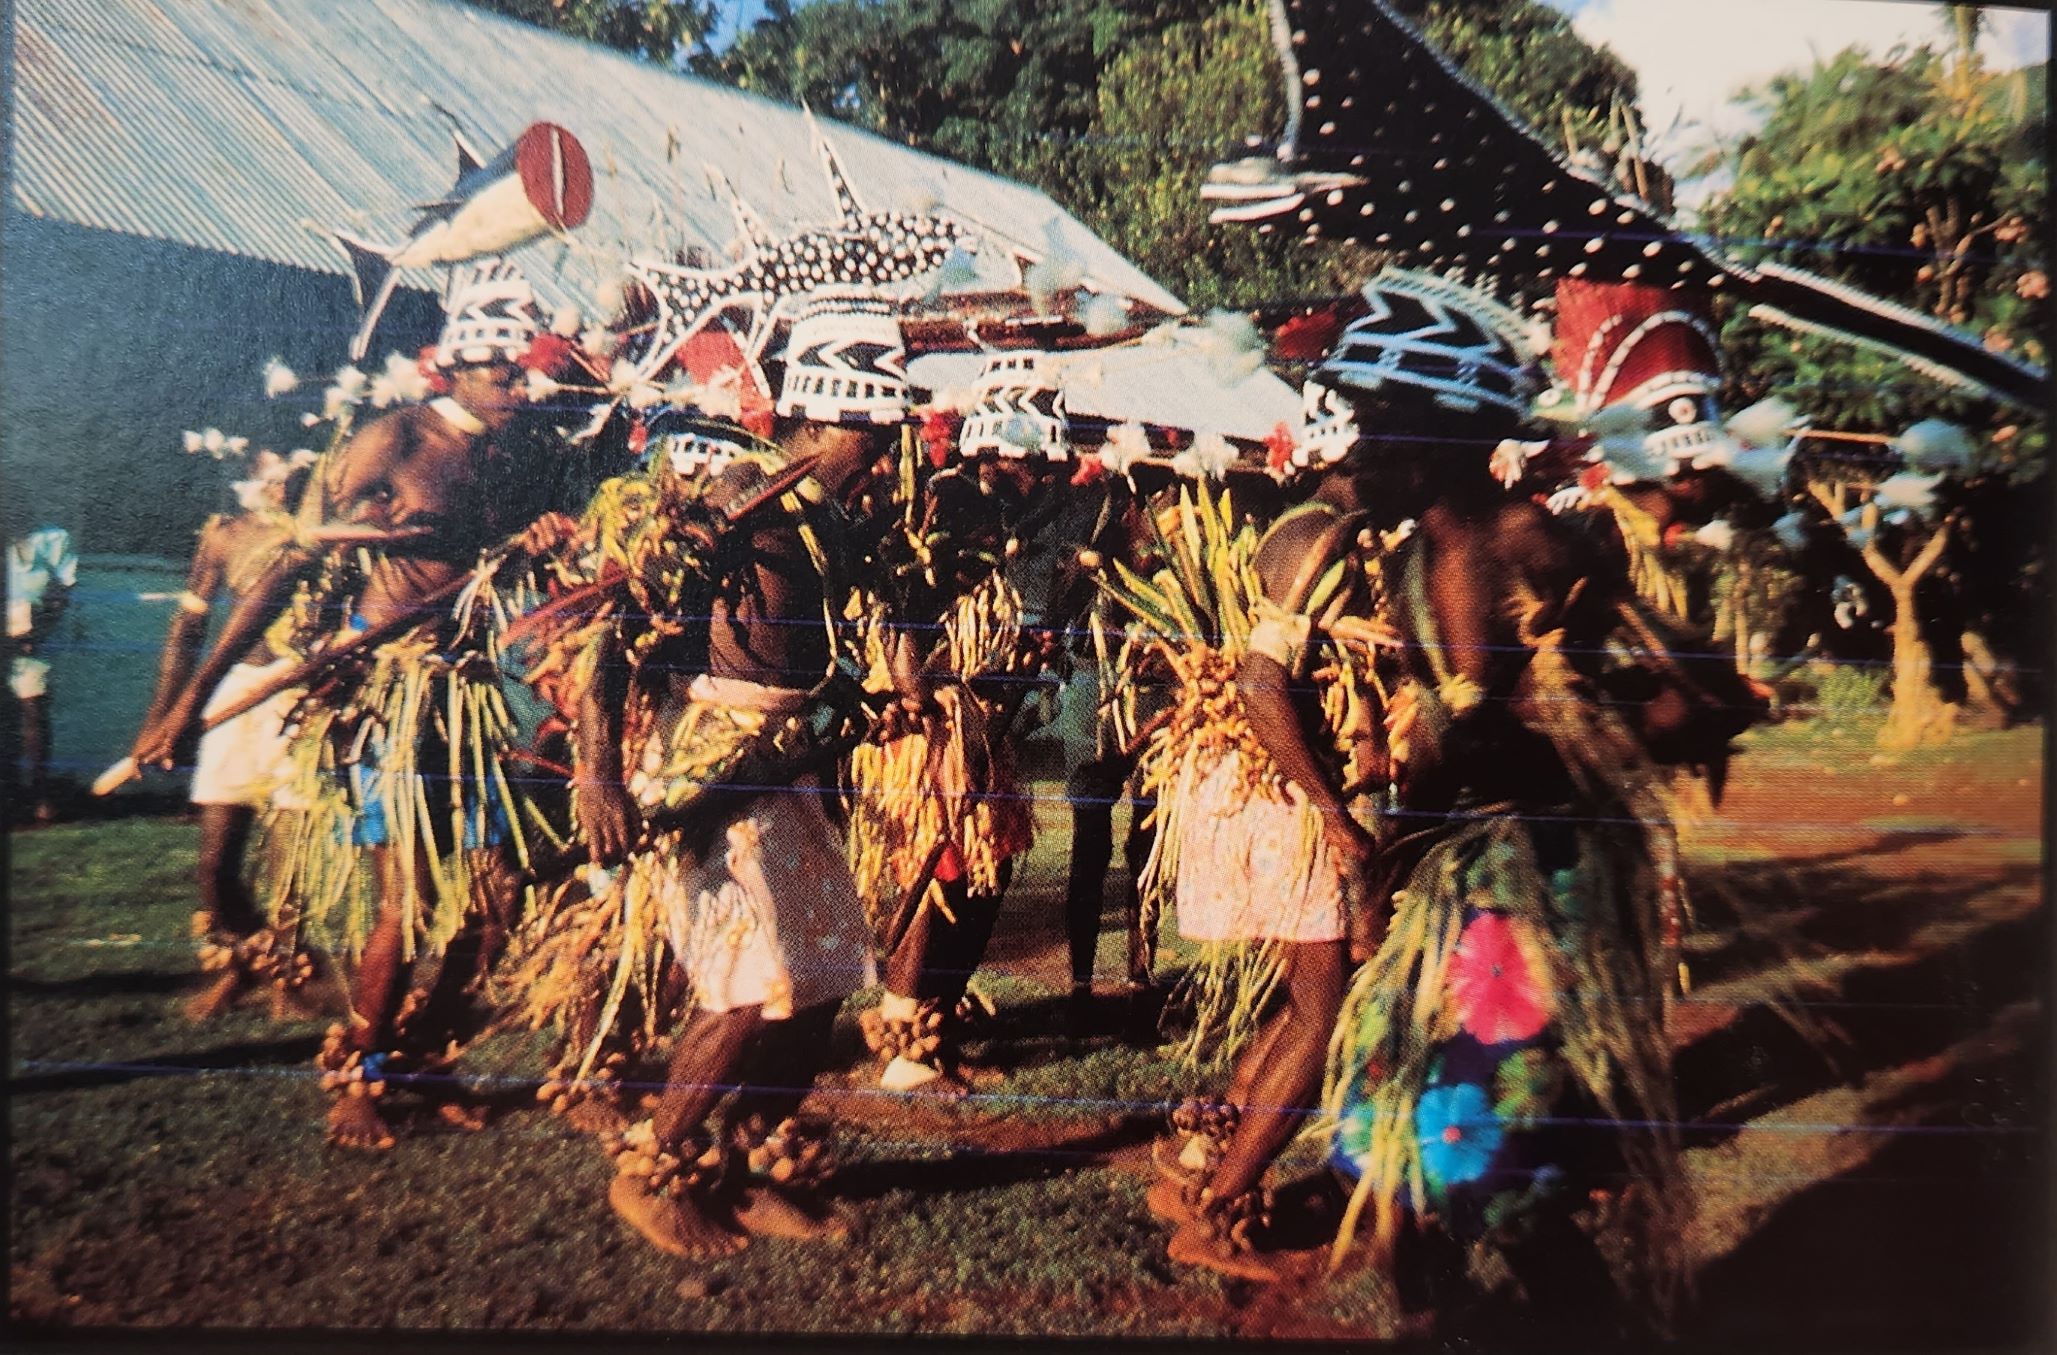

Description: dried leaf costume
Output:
[842,454,1043,1076]
[1099,487,1386,1060]
[846,574,1037,927]
[263,482,547,969]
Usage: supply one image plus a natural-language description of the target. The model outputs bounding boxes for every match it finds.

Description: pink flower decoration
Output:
[1447,913,1553,1044]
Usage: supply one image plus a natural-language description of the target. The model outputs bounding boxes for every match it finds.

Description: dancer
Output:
[1115,320,1416,1282]
[574,297,889,1257]
[127,451,318,1019]
[1296,273,1698,1330]
[137,262,571,1149]
[847,351,1059,1094]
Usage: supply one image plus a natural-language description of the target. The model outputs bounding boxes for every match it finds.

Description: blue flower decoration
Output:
[1331,1103,1377,1179]
[1416,1082,1504,1189]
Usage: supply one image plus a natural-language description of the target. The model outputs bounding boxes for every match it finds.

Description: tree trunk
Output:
[1879,576,1955,747]
[1862,517,1956,749]
[1958,628,2020,722]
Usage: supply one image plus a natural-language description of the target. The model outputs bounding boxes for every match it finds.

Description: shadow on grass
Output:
[9,969,196,1000]
[1692,1037,2048,1350]
[833,1111,1163,1202]
[7,1034,323,1095]
[963,986,1174,1074]
[1673,905,2044,1148]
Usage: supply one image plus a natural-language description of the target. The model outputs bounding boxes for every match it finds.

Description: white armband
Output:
[1246,599,1313,672]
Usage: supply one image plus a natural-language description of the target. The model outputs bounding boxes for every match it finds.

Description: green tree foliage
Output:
[1695,34,2046,458]
[699,0,1218,171]
[463,0,716,65]
[1048,4,1370,308]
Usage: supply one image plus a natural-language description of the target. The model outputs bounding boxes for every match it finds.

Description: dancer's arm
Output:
[573,629,637,865]
[1241,512,1373,873]
[134,518,229,749]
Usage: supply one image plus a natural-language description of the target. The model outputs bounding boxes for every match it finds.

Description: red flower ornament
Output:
[1447,913,1553,1044]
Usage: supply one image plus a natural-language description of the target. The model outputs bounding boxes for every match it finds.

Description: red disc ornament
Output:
[515,123,594,232]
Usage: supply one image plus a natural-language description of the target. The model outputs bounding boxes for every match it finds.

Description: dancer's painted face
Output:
[449,361,524,422]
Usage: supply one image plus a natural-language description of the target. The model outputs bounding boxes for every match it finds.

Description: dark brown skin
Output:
[574,421,882,863]
[316,368,570,1147]
[1166,445,1611,1280]
[143,365,552,1147]
[131,364,543,767]
[1160,472,1370,1280]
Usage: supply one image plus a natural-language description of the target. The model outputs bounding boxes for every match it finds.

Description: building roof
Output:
[8,0,1187,317]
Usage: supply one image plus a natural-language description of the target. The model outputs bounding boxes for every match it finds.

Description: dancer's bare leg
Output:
[323,845,417,1150]
[1147,999,1293,1218]
[1167,939,1346,1281]
[727,1002,849,1241]
[185,804,267,1021]
[610,1005,760,1258]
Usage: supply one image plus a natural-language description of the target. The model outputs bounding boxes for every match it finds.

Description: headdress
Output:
[644,411,753,480]
[956,352,1070,460]
[774,288,912,425]
[1314,269,1538,418]
[432,260,539,369]
[228,448,315,511]
[1201,0,2042,410]
[1553,278,1727,467]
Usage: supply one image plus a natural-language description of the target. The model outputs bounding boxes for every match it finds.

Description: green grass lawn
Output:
[7,804,1398,1336]
[9,720,2044,1339]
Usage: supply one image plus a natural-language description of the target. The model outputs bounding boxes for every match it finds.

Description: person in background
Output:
[9,523,78,825]
[127,454,317,1020]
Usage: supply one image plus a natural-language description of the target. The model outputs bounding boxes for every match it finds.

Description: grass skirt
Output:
[264,628,535,963]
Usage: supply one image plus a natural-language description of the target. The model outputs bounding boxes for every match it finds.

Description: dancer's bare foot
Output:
[608,1176,747,1258]
[327,1094,397,1151]
[1146,1177,1194,1225]
[734,1183,851,1242]
[1167,1215,1290,1283]
[434,1101,489,1132]
[183,971,248,1023]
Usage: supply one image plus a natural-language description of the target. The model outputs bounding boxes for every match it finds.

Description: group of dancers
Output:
[114,245,1773,1332]
[86,0,2048,1330]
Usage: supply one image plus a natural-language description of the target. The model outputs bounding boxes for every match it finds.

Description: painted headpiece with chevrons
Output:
[1314,269,1538,418]
[641,409,754,480]
[775,289,911,425]
[957,352,1070,460]
[433,260,539,368]
[1553,277,1726,466]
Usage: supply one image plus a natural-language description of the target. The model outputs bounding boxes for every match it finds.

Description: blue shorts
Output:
[348,729,510,852]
